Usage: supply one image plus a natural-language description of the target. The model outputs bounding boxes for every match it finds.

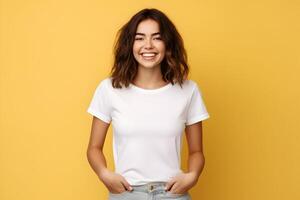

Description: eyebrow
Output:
[135,32,161,36]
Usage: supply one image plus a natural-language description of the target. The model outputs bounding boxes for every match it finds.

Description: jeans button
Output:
[149,185,153,191]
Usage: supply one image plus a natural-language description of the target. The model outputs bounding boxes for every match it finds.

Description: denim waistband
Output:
[131,181,167,193]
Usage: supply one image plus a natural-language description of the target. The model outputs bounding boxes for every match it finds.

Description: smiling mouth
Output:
[140,52,158,60]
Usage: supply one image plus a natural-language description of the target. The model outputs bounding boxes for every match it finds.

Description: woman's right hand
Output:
[98,168,133,194]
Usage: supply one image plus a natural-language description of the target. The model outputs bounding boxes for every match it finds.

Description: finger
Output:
[169,182,180,193]
[121,179,133,191]
[165,179,176,191]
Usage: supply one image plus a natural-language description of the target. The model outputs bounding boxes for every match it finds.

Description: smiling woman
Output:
[109,8,189,89]
[132,19,166,69]
[86,8,210,200]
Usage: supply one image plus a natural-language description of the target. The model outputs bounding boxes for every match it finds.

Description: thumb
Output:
[121,179,133,191]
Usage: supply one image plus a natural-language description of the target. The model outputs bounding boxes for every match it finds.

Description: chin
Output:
[138,61,161,68]
[137,60,163,69]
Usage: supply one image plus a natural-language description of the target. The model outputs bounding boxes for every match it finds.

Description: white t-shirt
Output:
[87,77,210,185]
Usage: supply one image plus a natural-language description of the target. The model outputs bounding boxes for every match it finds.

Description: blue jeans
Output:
[108,181,191,200]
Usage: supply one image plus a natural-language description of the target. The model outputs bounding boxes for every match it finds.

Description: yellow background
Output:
[1,0,299,200]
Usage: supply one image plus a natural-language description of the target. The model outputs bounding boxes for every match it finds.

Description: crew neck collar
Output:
[129,82,172,94]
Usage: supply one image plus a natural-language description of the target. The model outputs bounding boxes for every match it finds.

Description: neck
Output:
[132,65,167,89]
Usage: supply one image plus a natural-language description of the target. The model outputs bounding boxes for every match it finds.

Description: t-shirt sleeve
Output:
[86,80,112,124]
[185,82,210,126]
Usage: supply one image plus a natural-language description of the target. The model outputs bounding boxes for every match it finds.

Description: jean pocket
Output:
[109,190,128,196]
[165,191,188,197]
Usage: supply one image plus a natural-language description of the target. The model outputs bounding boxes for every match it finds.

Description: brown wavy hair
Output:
[109,8,190,89]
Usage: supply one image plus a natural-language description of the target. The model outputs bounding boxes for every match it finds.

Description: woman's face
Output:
[133,19,166,70]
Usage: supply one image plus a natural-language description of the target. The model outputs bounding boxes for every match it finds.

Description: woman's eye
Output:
[134,37,162,41]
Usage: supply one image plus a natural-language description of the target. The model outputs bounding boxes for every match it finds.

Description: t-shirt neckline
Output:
[129,82,172,94]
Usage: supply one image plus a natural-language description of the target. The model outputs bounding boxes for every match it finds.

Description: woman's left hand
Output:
[164,172,198,194]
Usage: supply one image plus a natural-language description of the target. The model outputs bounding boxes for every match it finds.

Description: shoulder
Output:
[96,76,112,89]
[181,79,197,91]
[90,77,112,97]
[181,79,205,98]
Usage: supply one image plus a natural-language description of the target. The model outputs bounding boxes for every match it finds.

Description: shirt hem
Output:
[87,108,111,124]
[185,113,210,126]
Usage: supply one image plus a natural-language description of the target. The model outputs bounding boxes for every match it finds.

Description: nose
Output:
[144,38,153,48]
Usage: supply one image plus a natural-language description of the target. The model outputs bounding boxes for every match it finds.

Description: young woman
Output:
[86,8,210,200]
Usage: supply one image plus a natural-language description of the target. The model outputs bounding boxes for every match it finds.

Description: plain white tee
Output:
[87,77,210,185]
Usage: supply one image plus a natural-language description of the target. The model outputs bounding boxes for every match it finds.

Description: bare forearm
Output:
[86,147,108,179]
[187,151,205,181]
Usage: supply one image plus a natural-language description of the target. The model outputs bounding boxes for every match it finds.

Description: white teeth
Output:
[142,53,156,57]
